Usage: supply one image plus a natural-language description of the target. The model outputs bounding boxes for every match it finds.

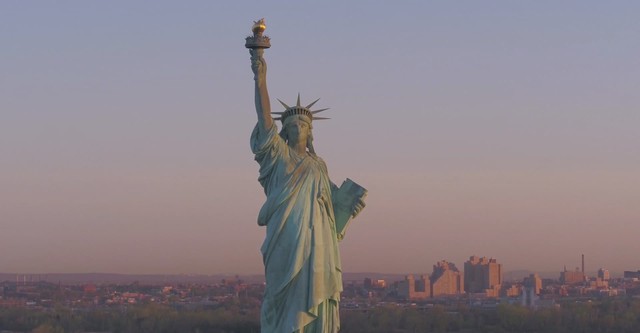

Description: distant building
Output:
[521,286,539,308]
[430,260,464,297]
[464,256,502,297]
[590,278,608,289]
[398,274,430,300]
[597,268,610,281]
[364,278,386,289]
[523,273,542,295]
[623,270,640,279]
[398,260,464,299]
[505,284,522,297]
[560,266,585,285]
[520,273,542,307]
[560,254,588,285]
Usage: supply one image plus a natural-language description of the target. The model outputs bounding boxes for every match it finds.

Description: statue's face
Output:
[286,118,310,144]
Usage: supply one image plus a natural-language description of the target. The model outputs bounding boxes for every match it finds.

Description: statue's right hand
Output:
[250,49,267,80]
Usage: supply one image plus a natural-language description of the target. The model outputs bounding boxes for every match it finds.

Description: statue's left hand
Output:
[352,198,366,218]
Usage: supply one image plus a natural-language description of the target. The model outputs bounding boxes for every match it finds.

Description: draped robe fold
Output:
[251,123,342,333]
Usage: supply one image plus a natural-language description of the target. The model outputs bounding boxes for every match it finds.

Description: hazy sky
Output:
[2,1,639,276]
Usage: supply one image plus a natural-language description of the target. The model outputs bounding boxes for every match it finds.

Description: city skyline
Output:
[2,1,639,275]
[0,254,628,278]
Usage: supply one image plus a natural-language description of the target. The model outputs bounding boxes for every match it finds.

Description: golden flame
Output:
[252,19,266,35]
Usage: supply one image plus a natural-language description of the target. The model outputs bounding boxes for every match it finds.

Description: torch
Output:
[245,19,271,49]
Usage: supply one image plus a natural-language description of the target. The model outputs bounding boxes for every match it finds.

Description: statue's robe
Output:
[251,123,341,333]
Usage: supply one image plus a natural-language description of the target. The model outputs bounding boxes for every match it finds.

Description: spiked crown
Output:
[272,94,330,124]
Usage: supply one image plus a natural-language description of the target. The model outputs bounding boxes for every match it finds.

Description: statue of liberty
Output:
[246,20,367,333]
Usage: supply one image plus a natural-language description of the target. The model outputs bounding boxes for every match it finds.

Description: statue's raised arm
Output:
[247,19,272,134]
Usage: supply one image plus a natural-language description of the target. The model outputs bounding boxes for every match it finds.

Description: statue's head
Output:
[273,95,329,155]
[281,115,313,152]
[283,114,311,139]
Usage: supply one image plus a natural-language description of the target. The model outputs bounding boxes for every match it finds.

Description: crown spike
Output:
[311,108,329,114]
[277,99,290,110]
[313,117,331,120]
[306,98,320,109]
[296,93,301,107]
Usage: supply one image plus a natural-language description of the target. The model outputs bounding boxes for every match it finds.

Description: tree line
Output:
[1,298,640,333]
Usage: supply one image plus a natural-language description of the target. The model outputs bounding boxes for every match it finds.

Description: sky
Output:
[1,1,639,276]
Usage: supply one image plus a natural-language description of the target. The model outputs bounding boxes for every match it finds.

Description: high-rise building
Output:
[560,255,588,285]
[560,266,585,285]
[398,260,465,299]
[521,286,539,308]
[597,268,610,281]
[397,274,430,300]
[430,260,464,297]
[464,256,502,297]
[523,273,542,295]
